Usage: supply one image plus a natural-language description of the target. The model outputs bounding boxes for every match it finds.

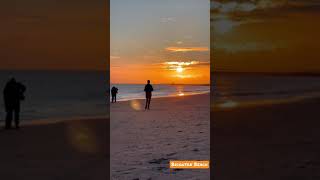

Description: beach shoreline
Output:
[0,92,209,127]
[213,94,320,110]
[0,115,108,126]
[114,91,210,102]
[110,84,210,103]
[5,90,316,127]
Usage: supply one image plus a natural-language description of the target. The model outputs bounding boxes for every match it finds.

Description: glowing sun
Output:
[176,66,183,73]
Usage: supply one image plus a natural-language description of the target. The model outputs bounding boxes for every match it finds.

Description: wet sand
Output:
[213,98,320,179]
[0,118,108,180]
[111,93,210,180]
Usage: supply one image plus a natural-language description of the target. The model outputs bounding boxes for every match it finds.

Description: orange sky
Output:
[111,0,210,84]
[212,0,320,73]
[0,0,108,71]
[111,61,210,84]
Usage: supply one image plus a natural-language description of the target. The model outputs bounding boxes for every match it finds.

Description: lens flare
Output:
[66,122,98,153]
[130,99,141,111]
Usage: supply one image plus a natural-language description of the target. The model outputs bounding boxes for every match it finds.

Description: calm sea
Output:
[109,84,210,101]
[1,71,318,121]
[213,73,320,107]
[0,70,108,121]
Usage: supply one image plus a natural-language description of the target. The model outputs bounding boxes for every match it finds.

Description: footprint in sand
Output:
[156,166,168,171]
[116,168,136,173]
[166,152,177,157]
[148,158,169,164]
[174,169,183,172]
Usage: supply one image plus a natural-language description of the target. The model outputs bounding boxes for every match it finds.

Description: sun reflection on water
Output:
[218,100,238,108]
[178,92,185,96]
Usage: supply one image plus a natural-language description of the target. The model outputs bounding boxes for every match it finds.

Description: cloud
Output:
[212,17,263,34]
[165,47,209,52]
[210,0,320,33]
[165,61,201,66]
[110,56,121,59]
[211,0,320,14]
[163,61,210,71]
[214,41,284,53]
[174,74,197,79]
[160,17,176,23]
[211,0,287,13]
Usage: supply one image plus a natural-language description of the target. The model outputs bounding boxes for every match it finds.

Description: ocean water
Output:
[0,71,108,121]
[213,73,320,107]
[2,71,318,121]
[109,84,210,101]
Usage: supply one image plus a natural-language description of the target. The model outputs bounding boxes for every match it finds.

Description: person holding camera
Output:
[3,78,26,129]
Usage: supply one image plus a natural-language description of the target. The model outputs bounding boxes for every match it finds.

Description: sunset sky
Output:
[212,0,320,73]
[0,0,107,71]
[111,0,210,84]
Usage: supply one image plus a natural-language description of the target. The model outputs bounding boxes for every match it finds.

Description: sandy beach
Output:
[0,118,108,180]
[111,93,210,180]
[213,98,320,179]
[1,91,319,179]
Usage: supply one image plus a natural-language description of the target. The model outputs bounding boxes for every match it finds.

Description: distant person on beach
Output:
[144,80,153,110]
[3,78,26,129]
[111,86,118,103]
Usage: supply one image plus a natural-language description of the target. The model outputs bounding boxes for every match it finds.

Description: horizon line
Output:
[0,69,108,72]
[110,83,210,86]
[213,71,320,76]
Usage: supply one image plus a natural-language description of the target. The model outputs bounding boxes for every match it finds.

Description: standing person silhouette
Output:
[144,80,153,110]
[111,86,118,103]
[3,78,26,129]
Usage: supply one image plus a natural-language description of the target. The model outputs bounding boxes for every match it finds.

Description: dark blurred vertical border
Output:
[211,0,320,179]
[210,0,214,178]
[0,0,110,179]
[106,0,110,178]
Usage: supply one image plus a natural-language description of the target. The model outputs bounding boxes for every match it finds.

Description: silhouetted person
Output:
[3,78,26,129]
[144,80,153,110]
[111,86,118,103]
